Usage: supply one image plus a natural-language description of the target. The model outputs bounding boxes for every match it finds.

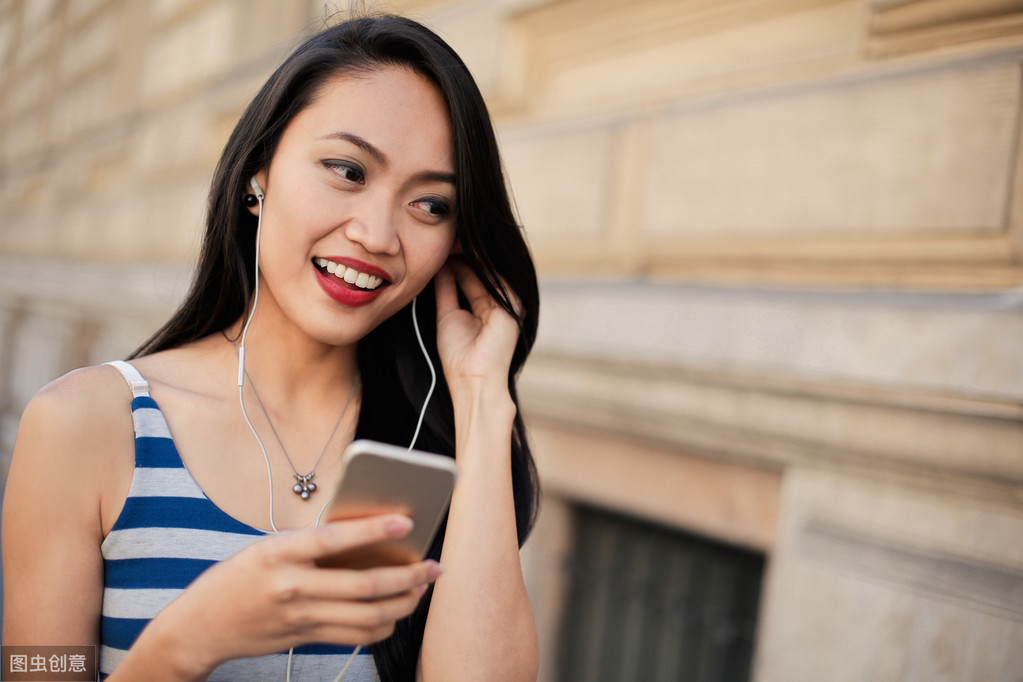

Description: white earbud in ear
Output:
[249,176,264,200]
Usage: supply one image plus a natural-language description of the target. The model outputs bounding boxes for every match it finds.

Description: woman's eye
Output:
[410,198,452,221]
[325,161,365,184]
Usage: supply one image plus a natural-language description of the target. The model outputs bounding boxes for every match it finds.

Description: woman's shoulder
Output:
[10,364,137,536]
[27,363,135,423]
[17,364,137,467]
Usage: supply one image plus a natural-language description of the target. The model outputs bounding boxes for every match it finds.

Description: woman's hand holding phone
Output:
[115,514,442,681]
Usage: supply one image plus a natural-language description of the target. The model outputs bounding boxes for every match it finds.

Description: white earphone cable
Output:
[331,650,362,682]
[236,185,280,535]
[408,295,436,452]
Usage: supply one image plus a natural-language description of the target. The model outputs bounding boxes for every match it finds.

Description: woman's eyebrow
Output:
[418,170,456,186]
[319,130,456,186]
[318,131,387,164]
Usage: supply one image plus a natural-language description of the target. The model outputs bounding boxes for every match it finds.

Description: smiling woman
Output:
[1,14,540,682]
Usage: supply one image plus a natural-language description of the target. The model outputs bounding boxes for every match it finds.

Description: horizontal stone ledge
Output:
[519,351,1023,489]
[533,277,1023,402]
[535,232,1021,262]
[533,250,1023,291]
[868,0,1023,57]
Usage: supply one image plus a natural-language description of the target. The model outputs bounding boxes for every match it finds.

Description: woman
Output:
[2,14,540,682]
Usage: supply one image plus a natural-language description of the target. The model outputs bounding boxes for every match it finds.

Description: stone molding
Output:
[869,0,1023,57]
[521,275,1023,507]
[521,351,1023,500]
[532,279,1023,399]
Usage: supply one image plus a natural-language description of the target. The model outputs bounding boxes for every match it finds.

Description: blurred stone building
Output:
[1,1,1021,680]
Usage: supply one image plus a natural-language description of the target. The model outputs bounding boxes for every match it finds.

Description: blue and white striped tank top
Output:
[100,360,378,681]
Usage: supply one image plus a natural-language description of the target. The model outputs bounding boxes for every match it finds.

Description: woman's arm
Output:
[421,260,539,681]
[2,370,114,651]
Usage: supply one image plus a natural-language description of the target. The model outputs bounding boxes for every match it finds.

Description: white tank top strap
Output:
[104,360,151,398]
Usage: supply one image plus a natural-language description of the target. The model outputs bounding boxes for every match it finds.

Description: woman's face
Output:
[248,65,457,347]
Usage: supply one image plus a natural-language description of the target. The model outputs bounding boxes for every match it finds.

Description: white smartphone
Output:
[316,439,458,569]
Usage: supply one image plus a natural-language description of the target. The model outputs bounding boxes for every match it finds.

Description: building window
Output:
[557,504,764,681]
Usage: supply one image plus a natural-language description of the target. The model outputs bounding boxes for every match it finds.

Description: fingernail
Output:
[387,517,414,536]
[417,583,429,596]
[427,561,445,580]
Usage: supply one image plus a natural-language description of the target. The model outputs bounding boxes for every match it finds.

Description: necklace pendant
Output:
[293,473,317,500]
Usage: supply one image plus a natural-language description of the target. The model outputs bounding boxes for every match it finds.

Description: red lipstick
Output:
[313,258,389,307]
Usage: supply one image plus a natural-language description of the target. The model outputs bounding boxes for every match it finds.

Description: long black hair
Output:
[130,14,540,681]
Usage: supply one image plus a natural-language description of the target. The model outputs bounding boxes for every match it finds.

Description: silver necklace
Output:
[228,336,360,500]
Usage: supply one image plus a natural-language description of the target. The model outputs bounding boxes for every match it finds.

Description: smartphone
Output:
[316,439,458,569]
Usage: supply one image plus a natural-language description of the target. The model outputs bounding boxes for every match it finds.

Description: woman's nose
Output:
[342,199,401,255]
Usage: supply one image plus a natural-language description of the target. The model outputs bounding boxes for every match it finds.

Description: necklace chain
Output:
[228,335,360,500]
[245,370,360,499]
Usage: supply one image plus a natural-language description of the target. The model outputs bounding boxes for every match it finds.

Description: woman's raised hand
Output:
[122,515,441,680]
[433,258,520,398]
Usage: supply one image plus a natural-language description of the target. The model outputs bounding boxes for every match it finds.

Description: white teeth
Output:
[315,258,385,290]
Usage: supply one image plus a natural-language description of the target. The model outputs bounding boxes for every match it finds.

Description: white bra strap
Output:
[104,360,151,398]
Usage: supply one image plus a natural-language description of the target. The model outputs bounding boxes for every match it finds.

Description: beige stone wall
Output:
[2,0,1022,680]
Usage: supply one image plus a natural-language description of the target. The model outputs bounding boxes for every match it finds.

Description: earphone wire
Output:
[237,183,280,534]
[408,295,436,452]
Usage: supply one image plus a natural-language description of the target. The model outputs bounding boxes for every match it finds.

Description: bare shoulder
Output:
[22,363,134,442]
[9,364,136,533]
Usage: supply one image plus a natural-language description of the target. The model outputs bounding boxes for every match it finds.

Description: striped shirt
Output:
[100,361,378,680]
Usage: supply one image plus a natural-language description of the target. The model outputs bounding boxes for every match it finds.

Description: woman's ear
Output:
[244,170,268,216]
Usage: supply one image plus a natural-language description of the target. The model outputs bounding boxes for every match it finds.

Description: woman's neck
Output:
[226,316,360,417]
